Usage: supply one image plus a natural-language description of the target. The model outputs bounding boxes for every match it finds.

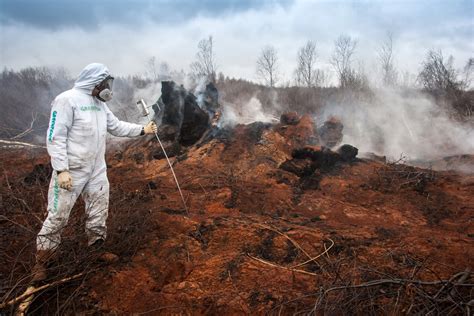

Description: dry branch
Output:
[15,286,34,316]
[10,112,38,140]
[247,253,318,276]
[308,270,473,314]
[0,272,84,309]
[0,139,45,149]
[291,238,334,269]
[255,223,335,270]
[256,223,313,260]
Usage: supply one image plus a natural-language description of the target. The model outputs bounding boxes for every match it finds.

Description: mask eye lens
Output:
[100,76,114,91]
[105,77,114,90]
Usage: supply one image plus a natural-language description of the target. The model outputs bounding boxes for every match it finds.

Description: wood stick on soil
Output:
[433,269,470,299]
[317,275,474,295]
[0,272,84,309]
[324,241,331,260]
[256,224,313,260]
[15,286,35,316]
[291,238,334,269]
[449,268,471,298]
[247,253,318,276]
[309,272,474,315]
[256,223,335,269]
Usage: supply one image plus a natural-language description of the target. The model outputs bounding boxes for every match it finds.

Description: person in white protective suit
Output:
[32,63,157,282]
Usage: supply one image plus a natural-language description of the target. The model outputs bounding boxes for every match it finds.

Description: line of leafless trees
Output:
[185,33,472,119]
[186,33,471,92]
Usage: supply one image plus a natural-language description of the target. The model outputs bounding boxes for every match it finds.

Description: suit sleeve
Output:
[105,104,142,137]
[46,96,74,171]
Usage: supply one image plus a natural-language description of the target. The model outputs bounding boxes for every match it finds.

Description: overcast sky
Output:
[0,0,472,84]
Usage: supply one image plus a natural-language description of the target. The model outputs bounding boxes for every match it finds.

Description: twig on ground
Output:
[247,253,318,276]
[256,223,313,260]
[307,271,474,314]
[0,272,84,309]
[291,239,334,269]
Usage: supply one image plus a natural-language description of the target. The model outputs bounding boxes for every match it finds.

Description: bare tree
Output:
[418,50,463,93]
[330,35,358,88]
[146,56,159,81]
[145,57,172,81]
[190,36,218,83]
[159,62,171,80]
[295,40,325,87]
[457,58,474,119]
[257,45,279,87]
[400,70,416,88]
[378,32,398,86]
[419,50,473,119]
[462,57,473,88]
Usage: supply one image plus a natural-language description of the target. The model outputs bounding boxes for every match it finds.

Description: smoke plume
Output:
[220,97,278,127]
[319,88,474,161]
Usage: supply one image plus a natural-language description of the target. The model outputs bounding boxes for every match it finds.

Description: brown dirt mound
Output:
[1,116,473,315]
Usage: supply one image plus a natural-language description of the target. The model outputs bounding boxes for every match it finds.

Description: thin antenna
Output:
[136,99,188,215]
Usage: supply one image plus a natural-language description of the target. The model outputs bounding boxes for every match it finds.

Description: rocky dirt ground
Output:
[1,113,473,315]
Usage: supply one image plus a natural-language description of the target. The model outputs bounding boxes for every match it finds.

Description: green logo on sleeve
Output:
[48,111,57,142]
[53,177,59,213]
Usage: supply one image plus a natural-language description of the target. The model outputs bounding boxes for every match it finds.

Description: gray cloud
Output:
[0,0,292,30]
[0,0,472,84]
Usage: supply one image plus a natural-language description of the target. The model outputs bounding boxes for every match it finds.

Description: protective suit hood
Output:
[74,63,111,92]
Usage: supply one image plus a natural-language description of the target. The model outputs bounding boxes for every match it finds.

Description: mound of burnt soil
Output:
[279,144,359,190]
[1,115,473,315]
[280,111,300,125]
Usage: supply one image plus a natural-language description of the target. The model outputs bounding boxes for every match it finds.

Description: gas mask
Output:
[93,76,114,102]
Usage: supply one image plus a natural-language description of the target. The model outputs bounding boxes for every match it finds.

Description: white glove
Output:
[144,121,158,134]
[57,171,72,191]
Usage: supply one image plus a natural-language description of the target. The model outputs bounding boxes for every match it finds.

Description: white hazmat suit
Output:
[37,63,143,251]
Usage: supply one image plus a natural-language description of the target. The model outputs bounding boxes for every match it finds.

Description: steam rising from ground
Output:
[319,88,474,160]
[192,75,279,126]
[220,97,277,127]
[112,79,474,162]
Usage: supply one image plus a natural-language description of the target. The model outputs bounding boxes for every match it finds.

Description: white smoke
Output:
[193,76,208,109]
[319,87,474,160]
[220,97,277,127]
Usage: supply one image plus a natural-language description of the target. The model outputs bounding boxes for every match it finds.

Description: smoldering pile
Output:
[123,81,358,179]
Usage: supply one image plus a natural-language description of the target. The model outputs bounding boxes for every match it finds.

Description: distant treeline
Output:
[0,66,472,144]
